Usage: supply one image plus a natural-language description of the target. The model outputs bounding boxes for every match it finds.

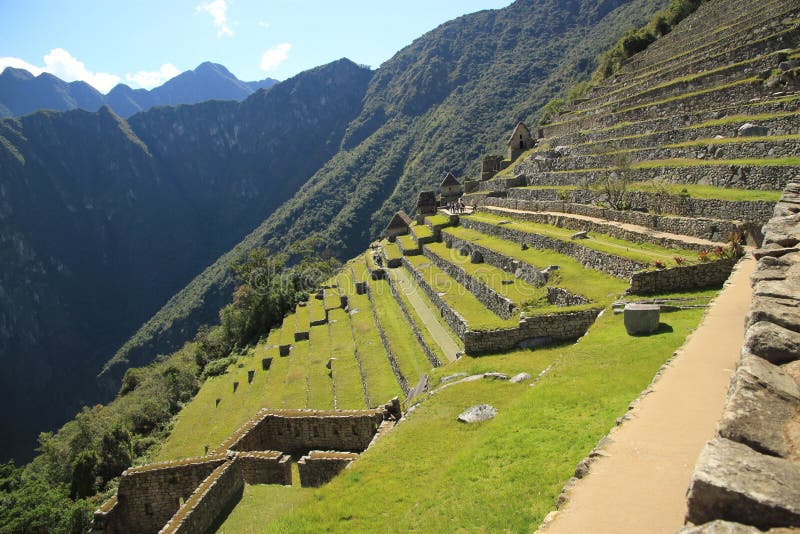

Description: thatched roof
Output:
[507,122,531,145]
[386,210,412,230]
[417,190,437,206]
[440,172,461,187]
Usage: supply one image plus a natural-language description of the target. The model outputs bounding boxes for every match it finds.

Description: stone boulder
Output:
[738,123,769,137]
[748,296,800,333]
[686,437,800,529]
[716,354,800,458]
[509,372,532,384]
[571,230,588,240]
[483,372,509,380]
[623,303,660,335]
[457,404,498,424]
[744,321,800,365]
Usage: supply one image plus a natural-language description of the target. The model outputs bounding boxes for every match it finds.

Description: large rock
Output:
[738,123,769,137]
[748,296,800,333]
[762,213,800,248]
[680,520,761,533]
[686,438,800,529]
[744,321,800,365]
[623,303,660,335]
[717,354,800,458]
[509,372,532,383]
[752,254,800,284]
[457,404,497,423]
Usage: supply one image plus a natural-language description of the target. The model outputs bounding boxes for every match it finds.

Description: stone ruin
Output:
[683,183,800,531]
[92,406,396,534]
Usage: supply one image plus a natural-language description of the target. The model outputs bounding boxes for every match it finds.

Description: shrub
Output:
[698,250,710,262]
[653,260,666,269]
[674,256,685,265]
[202,356,236,379]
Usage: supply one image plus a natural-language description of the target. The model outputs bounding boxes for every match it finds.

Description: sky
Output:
[0,0,513,93]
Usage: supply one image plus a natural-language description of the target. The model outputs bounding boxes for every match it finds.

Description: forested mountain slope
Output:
[0,59,371,461]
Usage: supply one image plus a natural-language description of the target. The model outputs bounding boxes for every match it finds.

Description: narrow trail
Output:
[482,205,726,248]
[538,254,755,534]
[388,267,461,363]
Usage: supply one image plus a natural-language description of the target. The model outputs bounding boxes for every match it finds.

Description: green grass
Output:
[156,341,289,460]
[627,182,782,201]
[665,134,800,148]
[467,211,694,266]
[397,234,420,255]
[689,111,800,129]
[310,295,326,325]
[236,302,710,532]
[410,223,433,241]
[424,242,546,309]
[307,325,335,409]
[328,308,368,409]
[280,339,311,408]
[323,288,341,311]
[295,303,310,334]
[382,242,402,262]
[369,274,434,387]
[633,156,800,169]
[405,254,518,330]
[425,214,451,227]
[442,226,627,306]
[278,315,295,346]
[349,261,404,405]
[619,77,760,114]
[217,484,313,533]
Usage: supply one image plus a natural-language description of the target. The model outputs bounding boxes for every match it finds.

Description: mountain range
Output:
[0,0,664,462]
[0,62,278,118]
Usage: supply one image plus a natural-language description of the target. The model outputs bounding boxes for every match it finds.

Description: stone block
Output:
[457,404,497,423]
[623,303,660,335]
[686,438,800,529]
[748,296,800,333]
[744,321,800,364]
[717,354,800,458]
[738,123,769,137]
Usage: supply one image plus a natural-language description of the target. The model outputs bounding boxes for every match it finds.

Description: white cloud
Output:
[125,64,181,90]
[196,0,234,37]
[0,48,121,93]
[260,43,291,71]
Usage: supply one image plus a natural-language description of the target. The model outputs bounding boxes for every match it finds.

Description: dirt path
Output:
[538,254,755,534]
[483,205,725,248]
[388,267,461,362]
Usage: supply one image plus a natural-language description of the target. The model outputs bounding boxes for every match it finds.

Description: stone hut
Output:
[481,154,510,181]
[384,210,412,240]
[507,122,534,161]
[416,190,438,223]
[439,172,463,202]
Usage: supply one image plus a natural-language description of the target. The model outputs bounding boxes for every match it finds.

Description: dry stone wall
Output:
[442,231,546,287]
[385,274,441,367]
[459,217,646,278]
[224,409,385,454]
[684,183,800,531]
[628,258,738,294]
[297,451,359,487]
[237,452,292,485]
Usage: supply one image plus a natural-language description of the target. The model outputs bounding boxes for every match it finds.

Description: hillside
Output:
[0,62,278,119]
[105,0,667,400]
[0,59,371,462]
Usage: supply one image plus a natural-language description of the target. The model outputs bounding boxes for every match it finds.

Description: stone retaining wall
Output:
[224,409,385,454]
[366,278,410,394]
[476,206,709,252]
[441,231,546,287]
[628,258,738,295]
[297,451,359,487]
[460,217,646,279]
[237,452,292,485]
[422,245,517,320]
[684,182,800,531]
[402,257,469,340]
[161,459,243,534]
[385,274,441,367]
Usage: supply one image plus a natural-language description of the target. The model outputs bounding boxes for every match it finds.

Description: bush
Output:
[202,356,236,378]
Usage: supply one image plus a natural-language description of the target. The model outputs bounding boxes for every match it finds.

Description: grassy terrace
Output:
[309,295,326,324]
[295,303,310,334]
[410,223,434,241]
[368,271,435,387]
[231,293,713,531]
[442,226,627,306]
[397,234,420,254]
[518,182,781,202]
[349,261,404,405]
[323,287,341,311]
[156,335,288,460]
[328,308,367,409]
[280,338,311,408]
[382,241,402,262]
[425,214,451,226]
[307,324,335,409]
[664,134,800,148]
[467,211,696,267]
[404,254,518,330]
[278,315,295,346]
[424,241,546,309]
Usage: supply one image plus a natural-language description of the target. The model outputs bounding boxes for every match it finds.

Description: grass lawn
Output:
[309,295,326,324]
[278,315,295,346]
[217,484,313,533]
[467,211,695,267]
[231,299,710,532]
[295,303,310,334]
[382,241,402,261]
[405,255,518,330]
[280,338,311,408]
[425,214,451,227]
[519,182,780,202]
[323,287,341,311]
[410,223,433,241]
[328,308,368,409]
[664,133,800,148]
[442,226,627,306]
